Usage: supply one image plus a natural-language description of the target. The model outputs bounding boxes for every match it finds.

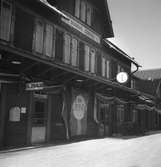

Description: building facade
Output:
[0,0,152,150]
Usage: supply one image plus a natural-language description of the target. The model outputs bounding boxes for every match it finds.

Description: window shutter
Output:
[96,51,102,76]
[80,0,86,22]
[84,45,90,71]
[106,60,110,79]
[79,41,85,70]
[75,0,80,18]
[102,57,106,77]
[55,29,64,61]
[0,1,12,41]
[90,48,95,73]
[44,24,53,57]
[64,34,71,64]
[71,38,78,66]
[34,20,44,53]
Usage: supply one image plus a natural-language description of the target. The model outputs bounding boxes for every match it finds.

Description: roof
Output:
[135,68,161,80]
[104,40,141,67]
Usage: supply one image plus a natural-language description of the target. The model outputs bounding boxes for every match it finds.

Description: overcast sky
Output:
[108,0,161,70]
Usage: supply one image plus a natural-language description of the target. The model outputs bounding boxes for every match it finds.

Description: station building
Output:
[0,0,158,150]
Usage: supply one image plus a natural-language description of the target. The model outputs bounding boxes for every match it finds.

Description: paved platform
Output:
[1,133,161,167]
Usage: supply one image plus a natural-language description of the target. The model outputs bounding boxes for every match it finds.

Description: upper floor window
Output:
[33,19,55,58]
[0,0,12,41]
[84,45,95,73]
[118,64,124,73]
[101,54,110,79]
[63,33,78,67]
[75,0,92,26]
[131,79,136,89]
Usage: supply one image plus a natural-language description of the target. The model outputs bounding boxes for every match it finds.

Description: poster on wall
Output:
[9,107,21,122]
[70,89,88,136]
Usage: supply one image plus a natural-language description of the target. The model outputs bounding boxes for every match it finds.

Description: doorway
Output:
[31,93,48,144]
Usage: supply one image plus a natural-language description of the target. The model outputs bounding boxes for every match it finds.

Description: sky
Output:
[108,0,161,70]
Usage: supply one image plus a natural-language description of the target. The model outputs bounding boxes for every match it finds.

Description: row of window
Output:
[75,0,92,26]
[0,1,129,82]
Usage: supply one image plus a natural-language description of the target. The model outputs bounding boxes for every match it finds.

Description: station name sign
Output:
[61,17,101,44]
[26,82,44,91]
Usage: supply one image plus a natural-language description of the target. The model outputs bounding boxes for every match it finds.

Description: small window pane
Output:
[80,0,86,22]
[64,34,71,64]
[85,45,90,71]
[34,20,44,53]
[102,57,106,77]
[106,60,110,78]
[71,38,78,66]
[44,24,53,57]
[90,48,95,73]
[75,0,80,18]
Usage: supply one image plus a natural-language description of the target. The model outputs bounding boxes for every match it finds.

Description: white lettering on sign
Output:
[61,17,100,44]
[72,95,87,120]
[26,82,44,91]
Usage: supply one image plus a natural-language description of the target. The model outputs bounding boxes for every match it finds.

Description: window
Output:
[75,0,92,26]
[44,24,54,57]
[71,38,78,66]
[102,57,106,77]
[84,45,90,71]
[118,64,124,73]
[34,19,55,58]
[63,34,78,67]
[0,0,12,41]
[131,79,136,89]
[34,19,44,53]
[90,48,95,73]
[64,34,71,64]
[101,55,110,79]
[84,45,95,73]
[106,60,110,78]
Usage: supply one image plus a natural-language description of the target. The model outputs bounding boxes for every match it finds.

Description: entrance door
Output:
[99,103,110,137]
[31,94,48,144]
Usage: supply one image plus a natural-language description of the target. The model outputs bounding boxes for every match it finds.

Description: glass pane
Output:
[34,20,44,53]
[80,0,86,22]
[44,24,53,57]
[71,38,78,66]
[86,3,92,26]
[106,60,110,78]
[75,0,80,18]
[0,1,12,41]
[90,48,95,73]
[64,34,71,64]
[84,45,90,71]
[102,57,106,77]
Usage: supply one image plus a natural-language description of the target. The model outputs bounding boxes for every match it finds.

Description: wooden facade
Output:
[0,0,157,150]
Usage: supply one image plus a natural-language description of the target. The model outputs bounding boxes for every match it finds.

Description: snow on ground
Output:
[1,133,161,167]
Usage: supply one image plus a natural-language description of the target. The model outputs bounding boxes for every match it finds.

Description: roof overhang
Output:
[104,39,142,68]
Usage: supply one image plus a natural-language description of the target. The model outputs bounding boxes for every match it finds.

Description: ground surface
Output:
[0,133,161,167]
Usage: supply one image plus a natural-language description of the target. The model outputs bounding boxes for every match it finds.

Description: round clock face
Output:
[116,72,129,84]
